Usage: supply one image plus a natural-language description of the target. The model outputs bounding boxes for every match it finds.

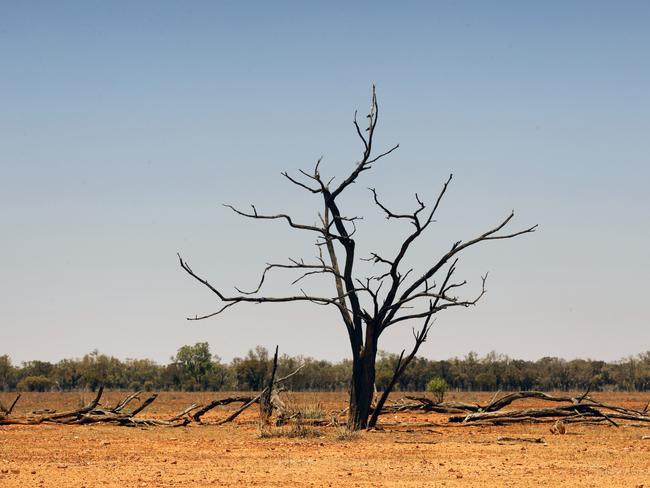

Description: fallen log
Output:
[444,390,650,426]
[47,387,105,421]
[497,436,545,444]
[481,391,579,412]
[129,393,158,416]
[394,439,439,444]
[377,396,481,415]
[169,403,200,422]
[196,363,305,425]
[449,405,650,425]
[0,388,187,427]
[191,396,256,422]
[404,396,482,413]
[1,388,104,425]
[111,391,143,413]
[214,395,261,425]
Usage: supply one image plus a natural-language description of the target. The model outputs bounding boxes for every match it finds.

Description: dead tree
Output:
[259,345,279,425]
[178,87,536,429]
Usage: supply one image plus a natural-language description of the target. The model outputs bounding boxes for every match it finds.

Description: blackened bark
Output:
[348,347,377,429]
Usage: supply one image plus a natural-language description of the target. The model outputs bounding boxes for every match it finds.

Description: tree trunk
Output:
[348,348,376,430]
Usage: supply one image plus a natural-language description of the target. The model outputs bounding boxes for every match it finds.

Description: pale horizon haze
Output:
[1,1,649,365]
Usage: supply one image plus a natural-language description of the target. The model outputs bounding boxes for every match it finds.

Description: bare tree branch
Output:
[178,253,360,320]
[379,212,535,330]
[233,261,341,295]
[223,204,329,236]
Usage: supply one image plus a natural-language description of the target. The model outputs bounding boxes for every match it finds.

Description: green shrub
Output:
[426,376,448,403]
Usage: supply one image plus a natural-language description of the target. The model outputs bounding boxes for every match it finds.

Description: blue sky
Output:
[1,1,649,364]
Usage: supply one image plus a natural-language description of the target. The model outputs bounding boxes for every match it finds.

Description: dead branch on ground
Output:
[370,389,650,428]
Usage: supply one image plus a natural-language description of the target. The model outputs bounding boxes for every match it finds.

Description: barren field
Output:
[1,391,649,487]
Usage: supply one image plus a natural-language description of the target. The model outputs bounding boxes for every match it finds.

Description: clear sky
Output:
[1,1,649,364]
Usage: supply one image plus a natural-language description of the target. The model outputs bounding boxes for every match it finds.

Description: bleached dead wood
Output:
[447,391,650,426]
[377,396,481,415]
[372,390,650,428]
[190,396,255,422]
[0,388,188,427]
[110,391,143,413]
[195,362,305,425]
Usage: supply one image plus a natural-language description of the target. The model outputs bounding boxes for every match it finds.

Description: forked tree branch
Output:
[233,260,342,295]
[367,303,436,428]
[177,253,360,321]
[389,211,536,317]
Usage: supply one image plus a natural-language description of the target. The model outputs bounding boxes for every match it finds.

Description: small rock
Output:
[170,460,177,465]
[10,469,19,474]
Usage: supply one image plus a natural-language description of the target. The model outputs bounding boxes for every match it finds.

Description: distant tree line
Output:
[1,344,649,393]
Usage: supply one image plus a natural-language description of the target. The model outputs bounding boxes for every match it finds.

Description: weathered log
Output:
[406,396,483,412]
[48,387,105,420]
[73,412,188,427]
[449,405,650,425]
[497,436,545,444]
[582,398,649,418]
[129,393,158,416]
[0,388,180,427]
[214,394,262,425]
[450,404,598,423]
[394,439,439,444]
[169,403,200,422]
[481,391,579,412]
[205,364,306,425]
[376,396,481,415]
[0,388,104,425]
[444,390,650,426]
[191,396,256,422]
[111,391,143,413]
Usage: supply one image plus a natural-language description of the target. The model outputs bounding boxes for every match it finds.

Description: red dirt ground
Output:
[1,391,649,487]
